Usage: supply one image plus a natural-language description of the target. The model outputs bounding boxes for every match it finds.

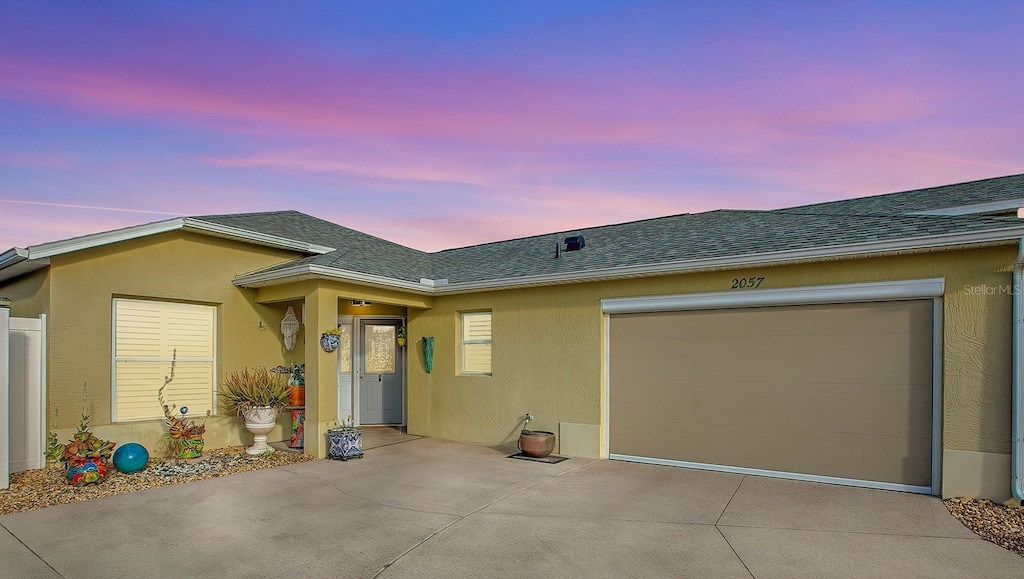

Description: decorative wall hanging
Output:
[423,336,435,373]
[281,306,300,351]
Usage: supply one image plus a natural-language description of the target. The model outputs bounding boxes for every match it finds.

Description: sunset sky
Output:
[1,1,1022,252]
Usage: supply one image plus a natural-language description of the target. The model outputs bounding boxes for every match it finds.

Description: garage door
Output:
[609,300,934,491]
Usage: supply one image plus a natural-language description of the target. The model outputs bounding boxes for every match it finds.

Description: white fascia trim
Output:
[912,199,1024,216]
[434,227,1024,295]
[182,219,335,254]
[27,218,186,259]
[0,248,29,269]
[23,218,334,261]
[233,264,435,295]
[610,454,932,495]
[601,278,945,314]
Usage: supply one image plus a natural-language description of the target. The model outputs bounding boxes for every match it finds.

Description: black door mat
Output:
[508,453,569,464]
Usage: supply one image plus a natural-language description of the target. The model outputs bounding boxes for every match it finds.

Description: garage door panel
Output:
[609,299,933,489]
[612,301,932,340]
[612,332,931,386]
[612,378,932,439]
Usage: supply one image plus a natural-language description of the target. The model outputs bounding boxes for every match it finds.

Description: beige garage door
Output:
[609,300,933,489]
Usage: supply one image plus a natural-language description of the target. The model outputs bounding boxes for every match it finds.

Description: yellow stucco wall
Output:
[407,245,1016,457]
[43,231,306,453]
[0,268,50,318]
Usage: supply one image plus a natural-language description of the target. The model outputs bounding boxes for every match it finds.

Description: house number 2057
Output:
[731,277,765,289]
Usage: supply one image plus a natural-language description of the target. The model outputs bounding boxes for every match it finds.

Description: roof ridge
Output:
[431,210,780,255]
[782,172,1024,212]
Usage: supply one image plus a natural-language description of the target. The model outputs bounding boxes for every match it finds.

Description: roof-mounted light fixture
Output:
[351,300,372,307]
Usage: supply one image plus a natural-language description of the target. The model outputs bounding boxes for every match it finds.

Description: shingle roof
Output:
[778,173,1024,215]
[431,210,1023,283]
[194,174,1024,287]
[192,210,434,282]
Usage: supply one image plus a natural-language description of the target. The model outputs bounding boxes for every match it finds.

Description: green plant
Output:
[220,366,290,416]
[58,383,116,468]
[158,353,210,458]
[45,407,62,464]
[322,328,341,337]
[397,325,407,340]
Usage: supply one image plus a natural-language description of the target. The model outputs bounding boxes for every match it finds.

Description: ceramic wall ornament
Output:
[321,331,340,352]
[281,306,300,351]
[423,336,435,373]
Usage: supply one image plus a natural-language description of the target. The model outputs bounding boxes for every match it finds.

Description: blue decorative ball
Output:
[113,443,149,473]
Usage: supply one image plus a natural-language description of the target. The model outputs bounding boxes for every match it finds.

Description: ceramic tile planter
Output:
[327,428,364,460]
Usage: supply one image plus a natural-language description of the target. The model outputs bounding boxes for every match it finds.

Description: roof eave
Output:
[183,218,336,254]
[233,264,435,295]
[17,217,335,262]
[231,226,1024,297]
[0,248,49,284]
[433,226,1024,294]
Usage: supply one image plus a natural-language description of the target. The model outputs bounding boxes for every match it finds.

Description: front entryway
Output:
[358,319,404,424]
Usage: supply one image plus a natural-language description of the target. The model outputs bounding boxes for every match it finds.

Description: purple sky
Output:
[1,1,1022,252]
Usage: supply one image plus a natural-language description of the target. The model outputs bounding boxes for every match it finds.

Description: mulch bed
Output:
[0,446,318,516]
[945,497,1024,556]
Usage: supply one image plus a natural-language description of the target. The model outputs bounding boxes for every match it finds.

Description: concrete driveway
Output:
[2,433,1022,578]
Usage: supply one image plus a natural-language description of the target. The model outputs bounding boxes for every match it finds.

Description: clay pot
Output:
[519,430,555,458]
[289,385,305,406]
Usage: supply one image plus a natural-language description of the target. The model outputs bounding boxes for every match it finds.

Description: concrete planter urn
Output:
[242,406,277,455]
[519,430,556,458]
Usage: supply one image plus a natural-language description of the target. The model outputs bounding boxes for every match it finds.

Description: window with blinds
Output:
[113,299,216,421]
[461,311,492,375]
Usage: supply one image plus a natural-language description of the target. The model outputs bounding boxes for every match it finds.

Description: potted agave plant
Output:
[52,384,117,486]
[221,366,290,455]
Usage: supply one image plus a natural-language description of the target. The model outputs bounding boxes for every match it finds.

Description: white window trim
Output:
[460,311,492,376]
[111,298,218,422]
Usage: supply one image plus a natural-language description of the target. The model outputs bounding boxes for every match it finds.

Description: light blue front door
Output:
[358,320,404,424]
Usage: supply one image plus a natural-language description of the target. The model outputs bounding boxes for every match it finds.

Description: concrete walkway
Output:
[2,434,1022,578]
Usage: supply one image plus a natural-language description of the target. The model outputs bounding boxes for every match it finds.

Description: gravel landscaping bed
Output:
[0,446,318,516]
[945,497,1024,556]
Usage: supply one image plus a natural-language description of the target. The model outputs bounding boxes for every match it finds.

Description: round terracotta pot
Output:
[519,430,556,458]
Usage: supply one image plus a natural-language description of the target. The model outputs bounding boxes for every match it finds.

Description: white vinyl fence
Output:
[1,305,46,489]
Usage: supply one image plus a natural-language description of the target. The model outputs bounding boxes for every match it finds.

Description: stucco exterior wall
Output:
[407,245,1016,459]
[0,268,50,318]
[44,231,305,452]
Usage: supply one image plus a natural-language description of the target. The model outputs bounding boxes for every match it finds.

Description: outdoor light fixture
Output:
[351,300,372,307]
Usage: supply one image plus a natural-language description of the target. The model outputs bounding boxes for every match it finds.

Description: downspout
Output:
[1013,238,1024,501]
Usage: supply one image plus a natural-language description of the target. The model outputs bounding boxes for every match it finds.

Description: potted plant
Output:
[518,413,555,458]
[326,415,363,461]
[320,328,341,352]
[53,384,117,486]
[396,325,407,347]
[158,354,210,459]
[221,366,290,454]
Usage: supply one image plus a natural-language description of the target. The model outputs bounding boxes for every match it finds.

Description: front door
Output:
[358,320,404,424]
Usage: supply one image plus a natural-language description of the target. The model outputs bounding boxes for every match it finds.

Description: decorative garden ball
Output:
[113,442,149,473]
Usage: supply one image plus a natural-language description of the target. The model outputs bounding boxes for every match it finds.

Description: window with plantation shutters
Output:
[461,311,492,375]
[113,299,216,421]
